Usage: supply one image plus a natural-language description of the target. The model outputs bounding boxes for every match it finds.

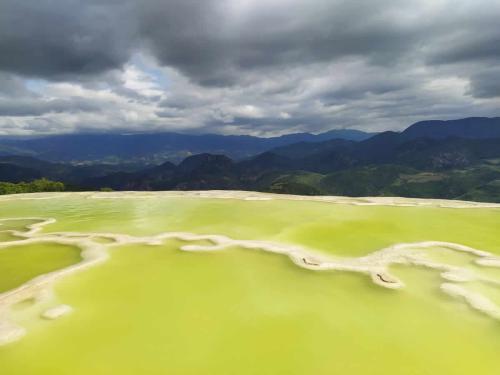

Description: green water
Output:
[0,194,498,256]
[0,232,20,242]
[2,243,500,375]
[0,243,81,293]
[425,247,500,283]
[0,194,499,374]
[0,219,41,243]
[0,219,40,232]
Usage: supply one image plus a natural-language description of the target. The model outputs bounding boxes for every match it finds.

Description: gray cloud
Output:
[0,0,135,79]
[425,3,500,66]
[0,73,33,96]
[468,68,500,98]
[429,35,500,65]
[137,0,425,86]
[0,98,103,117]
[0,0,499,135]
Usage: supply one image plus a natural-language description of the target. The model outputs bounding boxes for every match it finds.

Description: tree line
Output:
[0,178,65,195]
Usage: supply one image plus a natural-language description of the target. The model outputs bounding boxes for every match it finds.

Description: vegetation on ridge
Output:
[0,179,65,195]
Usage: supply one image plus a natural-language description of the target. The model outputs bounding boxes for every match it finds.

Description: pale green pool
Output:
[0,242,81,293]
[0,192,499,374]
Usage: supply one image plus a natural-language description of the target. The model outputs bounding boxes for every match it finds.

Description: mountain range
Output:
[0,129,374,164]
[0,117,499,202]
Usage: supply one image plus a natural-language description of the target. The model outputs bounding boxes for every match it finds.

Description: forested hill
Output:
[0,117,499,202]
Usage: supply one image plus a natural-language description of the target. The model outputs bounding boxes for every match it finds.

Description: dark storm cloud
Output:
[468,68,500,98]
[1,0,498,86]
[0,0,428,84]
[429,35,500,65]
[425,4,500,66]
[0,0,135,79]
[137,0,424,86]
[0,0,499,135]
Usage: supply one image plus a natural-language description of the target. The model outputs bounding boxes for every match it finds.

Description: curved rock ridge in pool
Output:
[1,213,500,346]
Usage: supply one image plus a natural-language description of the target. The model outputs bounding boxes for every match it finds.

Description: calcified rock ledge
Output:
[440,283,500,320]
[41,304,73,320]
[0,190,499,209]
[1,192,500,345]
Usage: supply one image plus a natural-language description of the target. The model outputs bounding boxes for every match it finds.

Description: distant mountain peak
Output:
[402,117,500,140]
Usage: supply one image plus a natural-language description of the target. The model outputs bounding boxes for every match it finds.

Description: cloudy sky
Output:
[0,0,499,136]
